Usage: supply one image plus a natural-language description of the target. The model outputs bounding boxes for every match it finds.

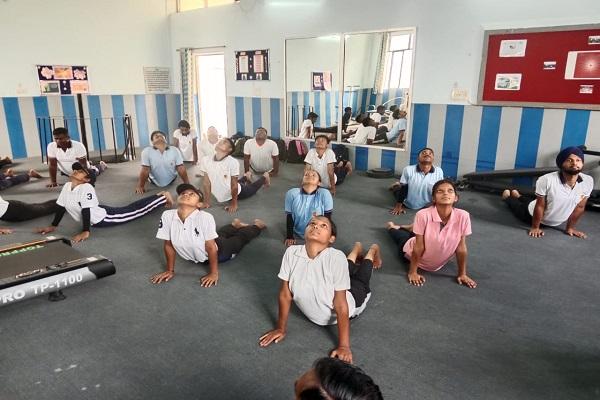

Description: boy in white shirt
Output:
[150,183,266,288]
[243,127,280,181]
[46,127,107,188]
[259,216,382,364]
[37,162,172,242]
[502,146,594,239]
[198,126,220,161]
[304,135,353,195]
[345,118,376,145]
[172,120,198,164]
[299,112,319,139]
[199,138,270,214]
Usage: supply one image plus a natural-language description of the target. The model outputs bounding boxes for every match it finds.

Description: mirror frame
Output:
[283,27,418,152]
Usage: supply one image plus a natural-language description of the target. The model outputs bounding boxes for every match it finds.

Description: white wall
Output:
[170,0,600,103]
[285,36,341,92]
[0,0,173,96]
[343,33,382,90]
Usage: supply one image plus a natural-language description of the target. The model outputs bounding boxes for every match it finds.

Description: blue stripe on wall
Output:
[111,95,126,149]
[291,92,298,109]
[87,95,106,151]
[156,94,168,135]
[441,105,464,179]
[514,108,544,169]
[303,92,310,118]
[561,109,590,148]
[325,92,331,126]
[410,104,430,164]
[476,106,502,172]
[235,97,245,134]
[381,149,396,170]
[134,95,150,147]
[360,88,369,114]
[33,97,51,156]
[270,98,281,139]
[314,92,321,126]
[351,91,359,115]
[355,146,369,171]
[251,97,262,131]
[2,98,27,158]
[60,96,81,141]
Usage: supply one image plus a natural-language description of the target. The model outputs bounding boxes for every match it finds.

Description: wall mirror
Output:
[284,29,415,151]
[285,35,342,140]
[340,29,414,150]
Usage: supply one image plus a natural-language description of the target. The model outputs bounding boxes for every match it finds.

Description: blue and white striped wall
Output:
[0,94,181,159]
[226,96,285,138]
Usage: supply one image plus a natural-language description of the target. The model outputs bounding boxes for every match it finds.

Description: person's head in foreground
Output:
[417,147,434,165]
[302,169,322,188]
[314,134,330,150]
[255,127,268,145]
[70,161,96,186]
[178,120,191,135]
[151,130,168,148]
[555,146,584,177]
[295,357,383,400]
[52,127,71,149]
[176,183,204,209]
[304,215,337,246]
[431,179,458,207]
[215,138,235,157]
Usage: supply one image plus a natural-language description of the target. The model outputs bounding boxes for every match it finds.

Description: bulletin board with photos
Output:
[478,25,600,109]
[235,49,270,81]
[37,65,90,95]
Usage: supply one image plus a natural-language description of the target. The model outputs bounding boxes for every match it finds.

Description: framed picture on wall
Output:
[235,49,270,81]
[311,71,332,91]
[36,64,90,95]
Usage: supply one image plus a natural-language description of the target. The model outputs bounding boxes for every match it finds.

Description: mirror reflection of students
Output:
[259,216,382,364]
[172,120,198,165]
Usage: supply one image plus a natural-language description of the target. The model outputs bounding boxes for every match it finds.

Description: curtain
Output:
[373,32,391,94]
[180,48,198,131]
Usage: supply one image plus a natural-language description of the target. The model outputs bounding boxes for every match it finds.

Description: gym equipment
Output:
[0,236,115,306]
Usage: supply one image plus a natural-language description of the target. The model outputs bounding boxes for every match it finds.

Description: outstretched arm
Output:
[408,234,425,286]
[259,280,293,347]
[565,197,588,238]
[200,239,219,287]
[136,166,151,194]
[455,236,476,288]
[529,196,546,238]
[176,164,189,184]
[151,240,178,283]
[331,290,352,363]
[47,158,59,187]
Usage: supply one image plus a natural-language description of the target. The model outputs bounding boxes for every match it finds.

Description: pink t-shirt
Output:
[403,206,472,271]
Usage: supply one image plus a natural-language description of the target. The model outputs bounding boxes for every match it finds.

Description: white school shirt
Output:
[198,138,217,160]
[347,125,376,144]
[243,138,279,173]
[173,128,198,161]
[199,155,241,202]
[528,171,594,226]
[56,182,107,225]
[278,245,356,326]
[156,209,218,263]
[304,148,337,189]
[299,119,313,139]
[47,141,88,175]
[371,113,383,124]
[0,195,8,218]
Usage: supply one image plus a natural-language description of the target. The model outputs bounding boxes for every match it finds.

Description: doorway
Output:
[195,49,228,137]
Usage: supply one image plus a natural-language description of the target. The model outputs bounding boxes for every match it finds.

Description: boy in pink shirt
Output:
[386,179,477,288]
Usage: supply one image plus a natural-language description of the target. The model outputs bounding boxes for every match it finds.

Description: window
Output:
[177,0,236,12]
[381,33,413,90]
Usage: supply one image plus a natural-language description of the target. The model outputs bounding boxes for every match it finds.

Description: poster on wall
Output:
[235,49,269,81]
[499,39,527,57]
[37,65,89,95]
[564,50,600,80]
[143,67,172,94]
[311,72,332,91]
[494,73,522,90]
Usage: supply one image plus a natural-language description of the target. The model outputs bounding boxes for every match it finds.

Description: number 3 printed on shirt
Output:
[86,193,93,200]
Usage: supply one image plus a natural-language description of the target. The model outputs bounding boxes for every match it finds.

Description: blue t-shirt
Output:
[285,187,333,238]
[399,164,444,209]
[141,146,184,187]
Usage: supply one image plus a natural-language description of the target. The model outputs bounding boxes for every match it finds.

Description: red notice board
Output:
[479,25,600,109]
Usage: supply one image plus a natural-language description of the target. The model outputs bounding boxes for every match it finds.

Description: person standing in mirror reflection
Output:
[172,120,199,165]
[300,112,319,139]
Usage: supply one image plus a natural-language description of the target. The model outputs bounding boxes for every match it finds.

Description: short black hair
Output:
[150,130,166,141]
[431,178,458,200]
[225,138,236,155]
[307,112,319,119]
[178,120,190,129]
[344,107,352,113]
[389,105,398,112]
[419,147,434,156]
[392,109,401,119]
[362,117,372,127]
[300,357,383,400]
[376,105,385,112]
[255,127,268,136]
[314,134,330,143]
[52,127,69,137]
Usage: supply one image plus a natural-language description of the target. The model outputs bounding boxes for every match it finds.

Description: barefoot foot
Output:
[253,219,267,229]
[386,221,401,230]
[28,169,44,179]
[232,218,249,229]
[263,172,271,187]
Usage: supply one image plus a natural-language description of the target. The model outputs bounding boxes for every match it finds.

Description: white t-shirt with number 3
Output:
[56,182,107,224]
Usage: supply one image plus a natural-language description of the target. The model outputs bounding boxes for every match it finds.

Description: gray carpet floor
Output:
[1,158,599,400]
